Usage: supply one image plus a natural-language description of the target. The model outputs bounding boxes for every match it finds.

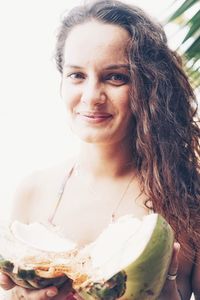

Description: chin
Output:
[78,135,109,144]
[71,124,129,145]
[74,132,113,144]
[71,127,111,144]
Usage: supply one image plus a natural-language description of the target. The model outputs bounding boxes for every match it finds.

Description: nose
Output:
[81,78,106,106]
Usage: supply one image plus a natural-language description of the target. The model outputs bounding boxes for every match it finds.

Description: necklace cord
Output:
[111,173,135,223]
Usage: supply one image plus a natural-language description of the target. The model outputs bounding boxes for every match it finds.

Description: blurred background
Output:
[0,0,199,219]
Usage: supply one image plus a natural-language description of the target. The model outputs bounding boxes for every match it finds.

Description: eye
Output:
[66,72,85,82]
[105,73,130,86]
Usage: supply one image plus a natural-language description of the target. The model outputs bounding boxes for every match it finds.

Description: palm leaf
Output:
[166,0,200,90]
[185,36,200,60]
[182,10,200,43]
[168,0,197,21]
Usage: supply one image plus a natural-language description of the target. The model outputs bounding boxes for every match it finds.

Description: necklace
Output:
[110,173,135,222]
[48,163,135,225]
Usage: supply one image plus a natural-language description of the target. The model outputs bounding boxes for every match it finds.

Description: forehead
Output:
[63,21,130,66]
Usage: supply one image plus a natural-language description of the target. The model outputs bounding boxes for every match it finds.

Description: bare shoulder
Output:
[10,169,40,223]
[11,158,75,223]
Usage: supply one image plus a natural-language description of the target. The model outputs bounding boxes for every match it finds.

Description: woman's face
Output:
[61,20,133,145]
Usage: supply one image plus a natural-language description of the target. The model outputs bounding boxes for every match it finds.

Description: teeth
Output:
[88,116,101,118]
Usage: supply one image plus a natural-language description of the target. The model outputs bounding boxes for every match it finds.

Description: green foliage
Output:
[167,0,200,90]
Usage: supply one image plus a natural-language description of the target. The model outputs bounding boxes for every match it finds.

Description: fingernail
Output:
[175,242,180,251]
[46,290,58,297]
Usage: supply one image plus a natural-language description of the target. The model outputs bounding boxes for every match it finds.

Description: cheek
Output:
[111,84,130,101]
[61,82,81,111]
[113,90,132,126]
[113,90,131,115]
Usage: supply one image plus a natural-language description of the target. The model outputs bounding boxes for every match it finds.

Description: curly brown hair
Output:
[55,0,200,259]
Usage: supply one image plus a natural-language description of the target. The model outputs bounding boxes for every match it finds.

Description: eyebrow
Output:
[105,64,130,70]
[64,64,130,70]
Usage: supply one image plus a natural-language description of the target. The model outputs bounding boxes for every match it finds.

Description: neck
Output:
[76,139,136,178]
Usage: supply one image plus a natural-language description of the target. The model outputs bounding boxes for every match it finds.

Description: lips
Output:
[77,111,113,123]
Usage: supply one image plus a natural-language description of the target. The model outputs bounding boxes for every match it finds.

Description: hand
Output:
[0,272,76,300]
[158,242,181,300]
[10,284,75,300]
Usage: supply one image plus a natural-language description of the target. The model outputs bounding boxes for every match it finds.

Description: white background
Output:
[0,0,183,219]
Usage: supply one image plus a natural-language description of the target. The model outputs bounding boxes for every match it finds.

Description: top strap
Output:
[48,163,75,225]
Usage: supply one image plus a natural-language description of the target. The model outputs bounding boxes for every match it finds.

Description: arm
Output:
[159,242,195,300]
[192,251,200,300]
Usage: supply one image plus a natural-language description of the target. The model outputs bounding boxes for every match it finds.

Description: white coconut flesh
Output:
[11,221,76,253]
[85,213,159,281]
[6,214,163,283]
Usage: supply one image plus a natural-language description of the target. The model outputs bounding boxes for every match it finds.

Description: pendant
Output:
[111,213,116,223]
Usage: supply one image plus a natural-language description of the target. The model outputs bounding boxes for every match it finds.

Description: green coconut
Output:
[77,214,174,299]
[0,214,174,299]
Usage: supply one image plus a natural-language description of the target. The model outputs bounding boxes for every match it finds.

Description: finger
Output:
[73,293,84,300]
[0,273,16,290]
[45,287,59,298]
[13,285,58,300]
[164,242,180,291]
[64,292,78,300]
[168,242,180,276]
[29,286,58,300]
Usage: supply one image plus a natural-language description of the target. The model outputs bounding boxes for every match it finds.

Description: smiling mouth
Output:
[77,112,113,123]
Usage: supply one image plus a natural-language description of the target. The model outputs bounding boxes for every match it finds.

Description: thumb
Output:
[0,273,16,290]
[45,287,59,298]
[15,285,59,299]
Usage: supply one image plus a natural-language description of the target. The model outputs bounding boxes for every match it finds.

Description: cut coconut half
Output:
[76,214,174,300]
[84,214,166,281]
[11,221,76,252]
[0,214,174,298]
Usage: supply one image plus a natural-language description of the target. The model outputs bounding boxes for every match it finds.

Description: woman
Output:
[0,0,199,299]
